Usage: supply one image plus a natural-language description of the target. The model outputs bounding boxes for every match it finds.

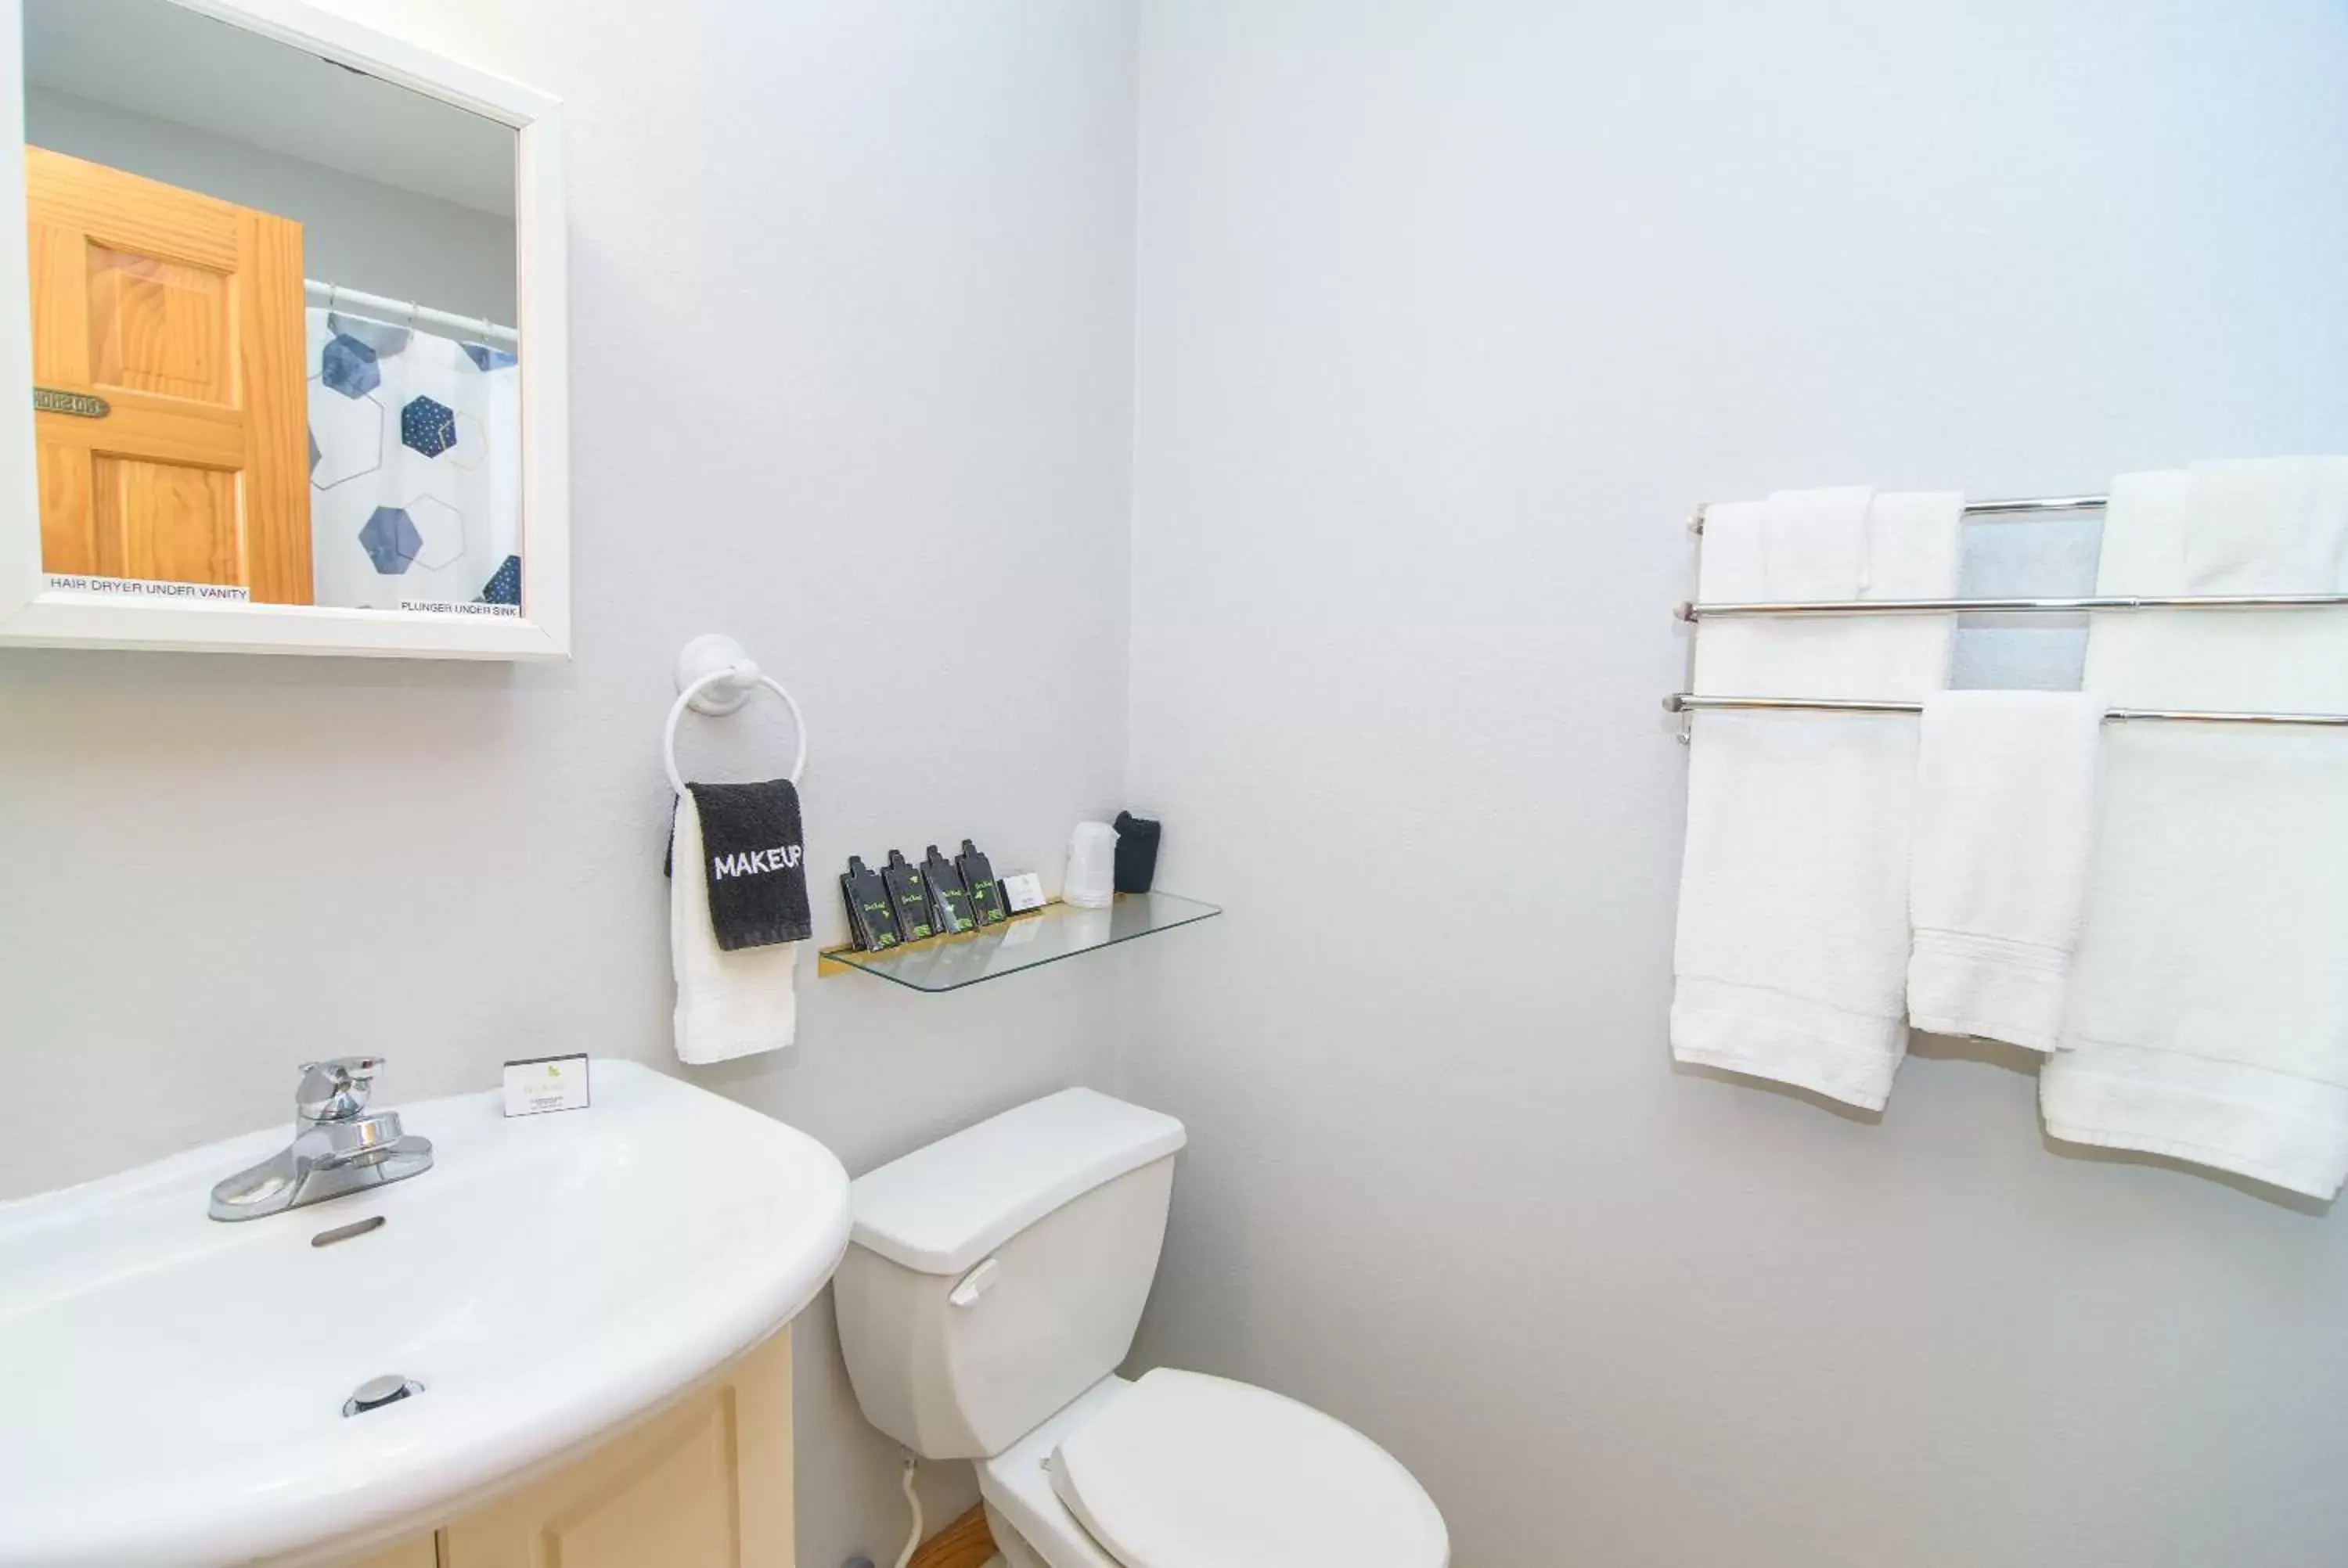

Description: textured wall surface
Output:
[0,4,1138,1562]
[1121,2,2348,1564]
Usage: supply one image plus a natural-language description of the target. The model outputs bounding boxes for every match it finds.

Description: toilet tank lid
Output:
[851,1089,1187,1275]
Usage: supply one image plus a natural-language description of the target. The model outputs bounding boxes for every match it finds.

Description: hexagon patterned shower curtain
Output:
[304,308,522,613]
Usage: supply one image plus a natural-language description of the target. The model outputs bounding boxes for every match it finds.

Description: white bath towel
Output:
[1672,488,1962,1109]
[1907,691,2106,1053]
[2044,466,2348,1196]
[1759,484,1874,597]
[672,793,799,1065]
[1692,490,1961,700]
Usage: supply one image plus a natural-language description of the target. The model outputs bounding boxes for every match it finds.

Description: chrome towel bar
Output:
[1687,493,2107,534]
[1664,692,2348,728]
[1669,487,2348,734]
[1676,592,2348,620]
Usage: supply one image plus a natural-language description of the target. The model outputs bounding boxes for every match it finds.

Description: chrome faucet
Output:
[207,1056,434,1221]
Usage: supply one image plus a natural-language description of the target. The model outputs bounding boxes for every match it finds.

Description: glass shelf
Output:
[817,891,1221,994]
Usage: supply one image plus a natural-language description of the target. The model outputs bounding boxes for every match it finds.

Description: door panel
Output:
[24,147,311,602]
[100,458,240,584]
[85,246,233,401]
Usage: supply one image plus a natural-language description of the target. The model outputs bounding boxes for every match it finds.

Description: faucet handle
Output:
[296,1056,386,1125]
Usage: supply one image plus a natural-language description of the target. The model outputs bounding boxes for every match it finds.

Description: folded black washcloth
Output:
[682,780,811,950]
[1113,811,1161,894]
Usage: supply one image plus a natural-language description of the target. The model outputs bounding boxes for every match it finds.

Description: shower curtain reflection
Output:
[305,307,522,613]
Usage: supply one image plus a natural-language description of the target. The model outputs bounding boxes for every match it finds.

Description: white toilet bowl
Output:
[832,1088,1449,1568]
[977,1376,1126,1568]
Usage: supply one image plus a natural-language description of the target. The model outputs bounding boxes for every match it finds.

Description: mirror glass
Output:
[21,0,524,617]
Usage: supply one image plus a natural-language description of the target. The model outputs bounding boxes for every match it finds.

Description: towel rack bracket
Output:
[675,633,760,716]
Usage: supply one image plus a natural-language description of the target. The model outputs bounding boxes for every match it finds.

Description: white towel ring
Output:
[664,634,808,796]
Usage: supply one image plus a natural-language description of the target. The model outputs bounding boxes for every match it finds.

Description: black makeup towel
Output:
[1113,811,1161,894]
[681,781,811,950]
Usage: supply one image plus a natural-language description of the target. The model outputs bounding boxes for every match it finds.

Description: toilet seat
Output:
[1046,1369,1449,1568]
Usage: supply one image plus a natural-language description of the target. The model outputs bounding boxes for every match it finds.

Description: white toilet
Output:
[834,1088,1449,1568]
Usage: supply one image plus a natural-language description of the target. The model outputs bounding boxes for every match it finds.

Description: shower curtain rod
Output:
[306,279,518,350]
[1663,692,2348,728]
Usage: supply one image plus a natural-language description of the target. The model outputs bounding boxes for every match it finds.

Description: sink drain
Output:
[343,1375,424,1416]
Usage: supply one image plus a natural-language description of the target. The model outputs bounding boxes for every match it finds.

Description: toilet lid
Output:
[1048,1370,1449,1568]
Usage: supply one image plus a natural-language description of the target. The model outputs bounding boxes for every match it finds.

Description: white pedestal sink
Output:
[0,1059,850,1567]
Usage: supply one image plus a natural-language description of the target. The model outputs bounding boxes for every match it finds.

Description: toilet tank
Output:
[834,1088,1187,1459]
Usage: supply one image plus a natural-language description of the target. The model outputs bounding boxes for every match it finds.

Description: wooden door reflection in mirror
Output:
[27,146,309,602]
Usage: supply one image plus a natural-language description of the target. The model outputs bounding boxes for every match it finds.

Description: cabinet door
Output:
[24,147,310,601]
[441,1326,793,1568]
[337,1537,439,1568]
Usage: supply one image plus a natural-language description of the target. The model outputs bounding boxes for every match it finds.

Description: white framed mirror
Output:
[0,0,567,659]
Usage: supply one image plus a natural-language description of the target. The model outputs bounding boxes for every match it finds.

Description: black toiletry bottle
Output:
[1113,811,1161,894]
[923,844,976,933]
[841,855,900,951]
[881,851,935,942]
[959,839,1007,925]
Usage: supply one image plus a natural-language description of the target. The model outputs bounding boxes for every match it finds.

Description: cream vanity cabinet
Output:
[339,1327,794,1568]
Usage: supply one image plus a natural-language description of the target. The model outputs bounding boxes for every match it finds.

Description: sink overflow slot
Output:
[344,1376,425,1416]
[311,1215,387,1248]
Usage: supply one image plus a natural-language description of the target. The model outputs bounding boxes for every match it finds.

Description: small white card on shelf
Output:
[503,1053,590,1117]
[1001,871,1046,912]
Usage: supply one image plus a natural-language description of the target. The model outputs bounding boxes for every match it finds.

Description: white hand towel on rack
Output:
[1672,488,1962,1109]
[2181,456,2348,592]
[1907,690,2106,1053]
[2044,466,2348,1196]
[672,791,798,1065]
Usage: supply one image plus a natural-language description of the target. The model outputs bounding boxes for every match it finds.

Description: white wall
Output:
[0,3,1139,1564]
[24,85,518,324]
[1122,2,2348,1565]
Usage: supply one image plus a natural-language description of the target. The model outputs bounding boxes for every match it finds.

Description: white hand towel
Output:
[2181,456,2348,592]
[1907,691,2106,1053]
[1672,489,1962,1109]
[672,792,798,1065]
[2044,467,2348,1197]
